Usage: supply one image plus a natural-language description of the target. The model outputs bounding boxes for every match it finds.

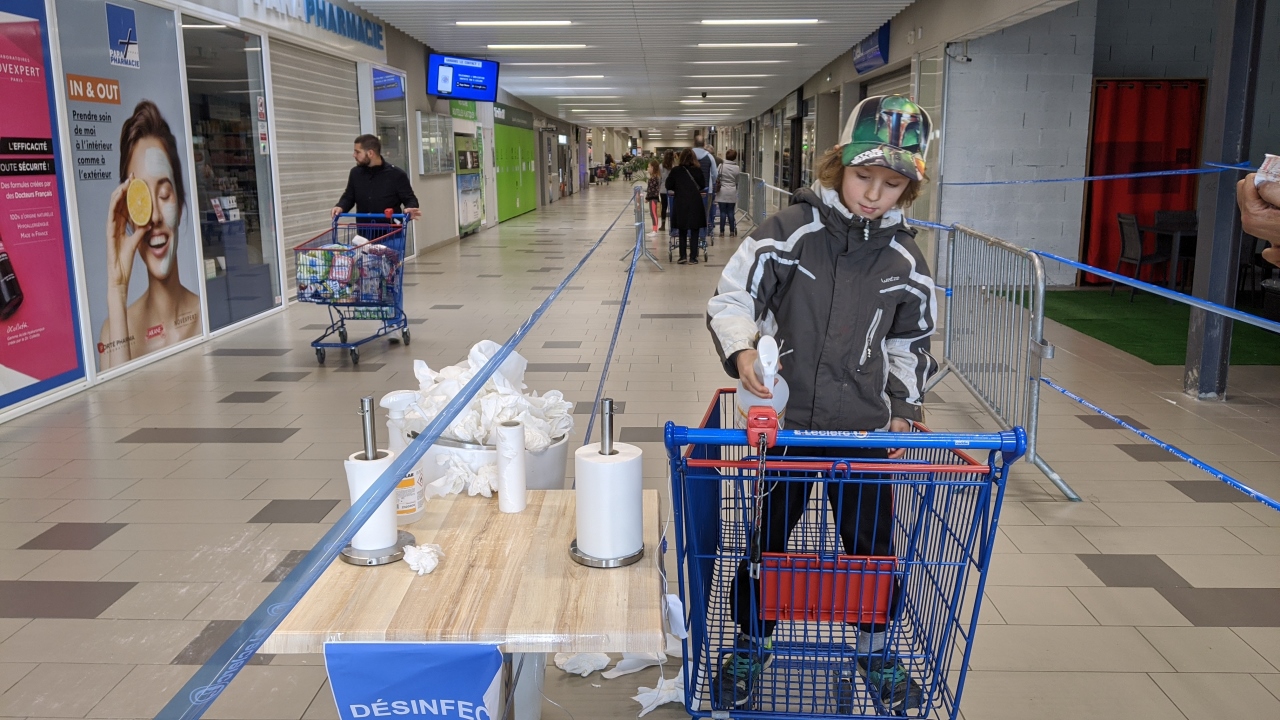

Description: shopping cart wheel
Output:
[835,669,855,714]
[349,348,360,365]
[315,348,325,364]
[401,329,411,346]
[338,328,348,344]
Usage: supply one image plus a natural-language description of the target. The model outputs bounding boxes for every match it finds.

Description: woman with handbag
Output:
[665,148,707,264]
[717,149,741,237]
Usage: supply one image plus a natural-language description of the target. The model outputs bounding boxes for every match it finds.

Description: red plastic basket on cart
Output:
[759,554,896,625]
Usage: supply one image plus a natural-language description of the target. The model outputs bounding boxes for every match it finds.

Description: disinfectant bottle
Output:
[735,335,790,428]
[380,390,426,525]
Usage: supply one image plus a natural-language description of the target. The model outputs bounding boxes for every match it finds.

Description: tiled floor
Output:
[1,180,1278,718]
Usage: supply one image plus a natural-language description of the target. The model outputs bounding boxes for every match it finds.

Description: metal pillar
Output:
[1184,0,1267,399]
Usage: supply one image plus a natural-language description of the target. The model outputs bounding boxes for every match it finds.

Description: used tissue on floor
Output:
[553,652,610,677]
[402,341,574,497]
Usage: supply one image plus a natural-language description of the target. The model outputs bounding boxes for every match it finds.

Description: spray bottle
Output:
[735,335,790,428]
[380,390,426,525]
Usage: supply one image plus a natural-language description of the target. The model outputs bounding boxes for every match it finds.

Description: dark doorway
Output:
[1080,80,1206,284]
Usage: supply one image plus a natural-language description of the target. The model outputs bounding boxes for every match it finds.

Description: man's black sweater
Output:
[335,162,419,216]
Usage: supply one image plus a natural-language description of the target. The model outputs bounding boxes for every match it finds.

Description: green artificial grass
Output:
[1042,289,1280,365]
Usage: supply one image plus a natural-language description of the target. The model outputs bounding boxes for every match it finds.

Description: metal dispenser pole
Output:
[359,395,377,461]
[600,397,617,456]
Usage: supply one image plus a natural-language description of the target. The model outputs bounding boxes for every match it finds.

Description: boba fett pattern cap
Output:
[839,95,932,181]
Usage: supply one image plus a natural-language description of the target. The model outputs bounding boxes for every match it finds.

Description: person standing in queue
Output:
[331,134,421,221]
[667,148,707,264]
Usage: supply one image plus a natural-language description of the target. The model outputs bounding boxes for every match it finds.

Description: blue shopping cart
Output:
[667,190,710,262]
[665,389,1025,719]
[295,212,410,365]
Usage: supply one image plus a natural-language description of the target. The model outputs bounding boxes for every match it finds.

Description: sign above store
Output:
[492,103,532,130]
[449,100,477,121]
[240,0,386,63]
[852,22,890,74]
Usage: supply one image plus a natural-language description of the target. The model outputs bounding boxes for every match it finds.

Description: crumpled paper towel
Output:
[602,633,683,680]
[403,544,443,575]
[430,453,500,498]
[633,672,684,717]
[602,652,665,680]
[408,341,574,454]
[553,652,610,677]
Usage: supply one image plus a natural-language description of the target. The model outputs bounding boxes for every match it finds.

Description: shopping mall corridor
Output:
[1,181,1278,719]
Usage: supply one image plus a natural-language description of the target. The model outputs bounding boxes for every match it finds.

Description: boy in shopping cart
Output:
[706,95,937,714]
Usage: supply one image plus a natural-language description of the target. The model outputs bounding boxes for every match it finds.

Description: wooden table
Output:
[261,489,665,656]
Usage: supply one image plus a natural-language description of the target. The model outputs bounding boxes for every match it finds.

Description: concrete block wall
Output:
[1250,0,1280,168]
[938,0,1097,284]
[1093,0,1216,78]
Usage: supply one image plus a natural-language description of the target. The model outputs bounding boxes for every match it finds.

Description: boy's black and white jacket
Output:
[707,183,937,431]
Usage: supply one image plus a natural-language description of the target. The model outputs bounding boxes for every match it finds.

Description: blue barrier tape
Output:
[1040,376,1280,513]
[909,219,952,232]
[941,162,1253,186]
[581,210,645,448]
[1205,162,1263,172]
[155,194,638,720]
[1032,251,1280,336]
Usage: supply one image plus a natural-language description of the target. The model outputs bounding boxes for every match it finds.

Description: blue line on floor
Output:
[1040,376,1279,513]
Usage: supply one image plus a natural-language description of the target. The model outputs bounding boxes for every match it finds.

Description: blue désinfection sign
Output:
[324,643,504,720]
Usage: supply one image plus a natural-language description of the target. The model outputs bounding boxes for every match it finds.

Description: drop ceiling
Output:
[352,1,913,134]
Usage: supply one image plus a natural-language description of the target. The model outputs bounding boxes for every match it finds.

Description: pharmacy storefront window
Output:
[372,67,413,253]
[373,68,409,171]
[183,17,281,331]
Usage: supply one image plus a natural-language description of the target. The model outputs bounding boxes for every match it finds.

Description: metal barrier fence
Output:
[735,172,754,233]
[746,178,793,229]
[928,226,1078,500]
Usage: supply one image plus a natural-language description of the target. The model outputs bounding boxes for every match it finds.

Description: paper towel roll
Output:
[344,449,400,551]
[574,442,644,559]
[496,421,527,513]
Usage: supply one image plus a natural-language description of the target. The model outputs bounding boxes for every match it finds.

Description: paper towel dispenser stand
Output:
[570,398,646,569]
[340,395,416,566]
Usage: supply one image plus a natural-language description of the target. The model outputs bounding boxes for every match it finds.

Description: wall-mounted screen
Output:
[373,68,405,101]
[427,53,499,103]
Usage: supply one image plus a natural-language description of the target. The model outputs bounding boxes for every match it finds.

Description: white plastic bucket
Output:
[421,434,569,495]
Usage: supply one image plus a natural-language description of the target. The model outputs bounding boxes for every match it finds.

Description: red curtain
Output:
[1081,80,1205,284]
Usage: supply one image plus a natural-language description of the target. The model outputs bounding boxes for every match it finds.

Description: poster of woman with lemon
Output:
[98,101,201,370]
[54,0,205,373]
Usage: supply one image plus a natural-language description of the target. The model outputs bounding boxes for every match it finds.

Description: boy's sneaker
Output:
[711,634,772,709]
[857,655,923,716]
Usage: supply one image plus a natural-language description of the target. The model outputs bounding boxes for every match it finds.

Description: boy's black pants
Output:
[731,445,898,640]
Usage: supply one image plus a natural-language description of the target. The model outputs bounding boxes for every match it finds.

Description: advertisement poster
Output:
[454,134,482,236]
[0,1,85,410]
[55,0,203,373]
